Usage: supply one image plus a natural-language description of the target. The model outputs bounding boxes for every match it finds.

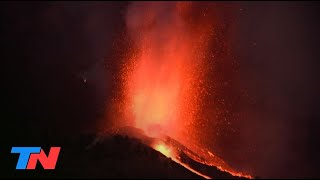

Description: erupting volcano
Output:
[120,1,211,142]
[104,2,252,179]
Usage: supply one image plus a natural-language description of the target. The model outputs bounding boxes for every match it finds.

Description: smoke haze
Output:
[1,1,320,178]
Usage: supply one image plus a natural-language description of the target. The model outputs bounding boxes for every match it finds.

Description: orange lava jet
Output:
[113,1,252,179]
[122,1,212,143]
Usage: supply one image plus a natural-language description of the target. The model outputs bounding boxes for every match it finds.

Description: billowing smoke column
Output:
[121,1,214,144]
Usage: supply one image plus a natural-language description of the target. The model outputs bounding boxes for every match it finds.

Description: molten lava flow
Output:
[152,140,211,179]
[113,1,252,179]
[153,142,172,158]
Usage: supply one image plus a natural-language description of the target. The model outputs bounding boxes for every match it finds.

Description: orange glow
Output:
[174,159,211,179]
[153,142,172,158]
[152,141,211,179]
[121,1,213,142]
[152,140,252,179]
[113,2,253,179]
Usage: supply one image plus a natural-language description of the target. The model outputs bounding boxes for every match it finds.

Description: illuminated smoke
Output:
[122,1,214,143]
[108,1,252,178]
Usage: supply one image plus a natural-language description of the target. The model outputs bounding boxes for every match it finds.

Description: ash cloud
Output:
[125,2,187,65]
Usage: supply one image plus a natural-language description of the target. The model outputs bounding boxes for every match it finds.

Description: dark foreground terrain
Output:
[1,130,249,179]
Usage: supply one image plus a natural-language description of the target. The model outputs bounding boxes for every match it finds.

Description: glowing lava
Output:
[121,1,213,143]
[112,1,252,179]
[153,142,173,158]
[152,140,211,179]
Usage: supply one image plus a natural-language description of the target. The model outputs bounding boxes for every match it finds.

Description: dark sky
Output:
[1,1,320,178]
[219,2,320,178]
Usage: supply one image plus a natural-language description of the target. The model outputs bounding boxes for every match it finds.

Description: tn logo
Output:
[11,147,61,170]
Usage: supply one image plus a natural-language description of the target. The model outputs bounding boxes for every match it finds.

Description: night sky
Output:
[1,1,320,178]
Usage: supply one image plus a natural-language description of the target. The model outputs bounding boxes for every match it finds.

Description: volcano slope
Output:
[2,127,250,179]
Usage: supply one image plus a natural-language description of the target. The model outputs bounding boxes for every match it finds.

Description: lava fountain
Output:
[122,1,213,144]
[111,1,252,179]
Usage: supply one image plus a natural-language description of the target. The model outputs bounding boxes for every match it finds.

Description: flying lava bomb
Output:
[101,1,252,179]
